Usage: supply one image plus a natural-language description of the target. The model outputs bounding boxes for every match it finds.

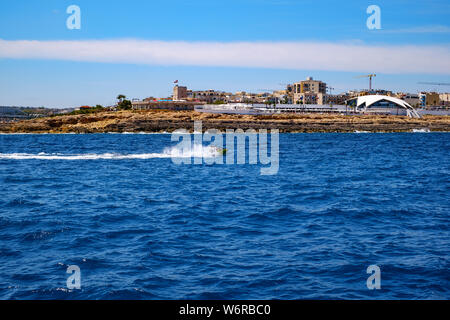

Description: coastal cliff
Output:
[0,110,449,133]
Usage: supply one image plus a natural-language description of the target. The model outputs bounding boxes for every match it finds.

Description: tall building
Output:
[293,77,327,104]
[294,77,327,94]
[173,85,187,101]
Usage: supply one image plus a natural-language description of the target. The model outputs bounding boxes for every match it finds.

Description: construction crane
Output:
[418,82,450,86]
[355,74,376,91]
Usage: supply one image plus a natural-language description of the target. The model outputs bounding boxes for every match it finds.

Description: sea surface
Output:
[0,133,448,300]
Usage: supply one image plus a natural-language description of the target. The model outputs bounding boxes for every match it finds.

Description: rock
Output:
[0,110,448,133]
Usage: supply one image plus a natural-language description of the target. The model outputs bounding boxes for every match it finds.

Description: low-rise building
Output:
[327,94,348,105]
[272,90,292,104]
[184,89,229,103]
[419,92,440,107]
[397,93,420,108]
[439,93,450,107]
[132,100,201,110]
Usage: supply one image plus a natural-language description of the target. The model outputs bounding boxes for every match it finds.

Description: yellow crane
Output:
[355,74,376,91]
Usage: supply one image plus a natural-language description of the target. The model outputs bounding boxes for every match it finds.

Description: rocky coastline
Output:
[0,110,449,133]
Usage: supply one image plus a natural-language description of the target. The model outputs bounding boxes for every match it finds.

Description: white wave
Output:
[0,152,168,160]
[411,128,431,133]
[163,143,222,158]
[0,144,223,160]
[354,130,370,133]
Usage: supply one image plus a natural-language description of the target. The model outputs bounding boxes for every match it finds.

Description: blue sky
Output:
[0,0,449,107]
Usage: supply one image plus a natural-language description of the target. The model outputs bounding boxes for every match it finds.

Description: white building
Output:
[347,95,420,118]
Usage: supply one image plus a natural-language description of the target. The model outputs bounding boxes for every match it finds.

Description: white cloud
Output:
[0,39,449,74]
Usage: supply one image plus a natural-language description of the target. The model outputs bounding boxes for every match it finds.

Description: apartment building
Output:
[292,77,327,104]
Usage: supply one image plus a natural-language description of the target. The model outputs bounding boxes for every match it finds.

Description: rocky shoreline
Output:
[0,110,449,133]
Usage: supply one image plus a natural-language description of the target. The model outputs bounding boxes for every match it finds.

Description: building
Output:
[294,77,327,94]
[346,95,420,118]
[272,90,292,104]
[295,92,327,104]
[293,77,327,104]
[348,89,393,98]
[397,93,420,108]
[185,89,229,103]
[173,85,188,101]
[131,100,201,111]
[327,94,348,105]
[439,93,450,107]
[419,92,440,107]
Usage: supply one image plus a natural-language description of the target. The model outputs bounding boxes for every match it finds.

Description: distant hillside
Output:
[0,106,72,122]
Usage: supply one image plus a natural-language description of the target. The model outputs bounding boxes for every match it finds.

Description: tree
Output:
[118,99,132,110]
[117,94,126,102]
[116,94,132,110]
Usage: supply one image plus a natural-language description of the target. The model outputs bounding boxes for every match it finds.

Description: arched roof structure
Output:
[353,95,420,118]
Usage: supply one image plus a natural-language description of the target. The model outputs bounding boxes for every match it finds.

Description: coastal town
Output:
[151,77,450,109]
[127,77,449,120]
[1,75,449,134]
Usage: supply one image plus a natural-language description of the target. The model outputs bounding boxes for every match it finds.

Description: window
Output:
[368,100,399,108]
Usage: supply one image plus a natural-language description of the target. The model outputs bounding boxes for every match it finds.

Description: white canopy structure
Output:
[349,95,421,118]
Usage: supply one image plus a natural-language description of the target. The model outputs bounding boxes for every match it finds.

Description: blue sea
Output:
[0,133,448,300]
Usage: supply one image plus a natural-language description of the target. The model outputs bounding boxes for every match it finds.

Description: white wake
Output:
[0,144,223,160]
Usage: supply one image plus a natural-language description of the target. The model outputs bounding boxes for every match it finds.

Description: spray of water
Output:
[0,144,222,160]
